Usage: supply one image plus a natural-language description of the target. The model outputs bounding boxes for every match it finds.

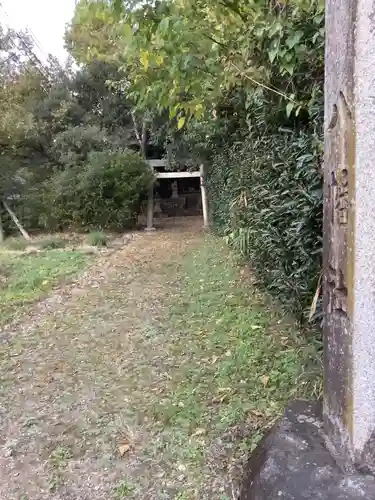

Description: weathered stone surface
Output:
[323,0,375,466]
[239,401,375,500]
[323,0,356,463]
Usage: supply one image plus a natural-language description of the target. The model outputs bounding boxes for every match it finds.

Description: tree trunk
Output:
[2,201,31,241]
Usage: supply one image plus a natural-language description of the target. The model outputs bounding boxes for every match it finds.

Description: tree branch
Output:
[202,33,229,50]
[220,0,247,23]
[230,62,298,104]
[131,110,147,158]
[141,119,147,158]
[131,110,142,146]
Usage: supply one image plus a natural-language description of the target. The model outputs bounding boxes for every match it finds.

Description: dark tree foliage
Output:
[0,23,151,233]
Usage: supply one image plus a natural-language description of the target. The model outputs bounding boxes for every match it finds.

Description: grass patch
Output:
[0,250,88,327]
[49,446,73,467]
[113,480,135,498]
[87,231,108,247]
[146,235,322,473]
[47,446,74,493]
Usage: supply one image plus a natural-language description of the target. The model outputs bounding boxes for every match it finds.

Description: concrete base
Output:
[239,401,375,500]
[144,227,156,232]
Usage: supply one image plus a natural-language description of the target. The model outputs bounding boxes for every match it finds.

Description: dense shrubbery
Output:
[0,28,153,235]
[17,150,152,231]
[207,130,322,322]
[140,0,325,324]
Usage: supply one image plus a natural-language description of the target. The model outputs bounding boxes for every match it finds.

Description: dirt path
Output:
[0,218,207,500]
[0,216,321,500]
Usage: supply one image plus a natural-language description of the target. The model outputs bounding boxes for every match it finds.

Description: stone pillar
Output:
[324,0,375,469]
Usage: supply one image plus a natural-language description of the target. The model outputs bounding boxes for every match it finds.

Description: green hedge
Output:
[206,129,323,322]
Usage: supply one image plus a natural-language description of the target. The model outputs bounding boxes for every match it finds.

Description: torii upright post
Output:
[200,165,209,229]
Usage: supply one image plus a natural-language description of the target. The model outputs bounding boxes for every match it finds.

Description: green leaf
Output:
[281,62,295,76]
[177,116,186,129]
[111,0,123,15]
[140,51,149,71]
[268,47,278,63]
[254,26,265,37]
[286,31,303,49]
[195,103,204,119]
[269,22,282,37]
[286,102,294,117]
[159,17,170,34]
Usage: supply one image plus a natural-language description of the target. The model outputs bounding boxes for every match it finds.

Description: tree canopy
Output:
[67,0,324,122]
[0,22,151,232]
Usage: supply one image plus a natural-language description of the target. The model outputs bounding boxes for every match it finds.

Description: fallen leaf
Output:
[218,394,229,403]
[192,428,206,436]
[118,444,131,456]
[261,375,270,387]
[212,388,232,404]
[250,410,264,417]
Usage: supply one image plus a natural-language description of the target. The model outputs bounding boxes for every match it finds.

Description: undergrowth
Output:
[146,235,322,492]
[87,231,108,247]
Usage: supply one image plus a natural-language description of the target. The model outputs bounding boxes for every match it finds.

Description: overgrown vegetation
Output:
[65,0,324,323]
[39,150,153,230]
[206,117,323,322]
[0,28,153,237]
[87,231,108,247]
[2,1,324,319]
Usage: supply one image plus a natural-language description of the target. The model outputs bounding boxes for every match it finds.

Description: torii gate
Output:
[145,159,209,231]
